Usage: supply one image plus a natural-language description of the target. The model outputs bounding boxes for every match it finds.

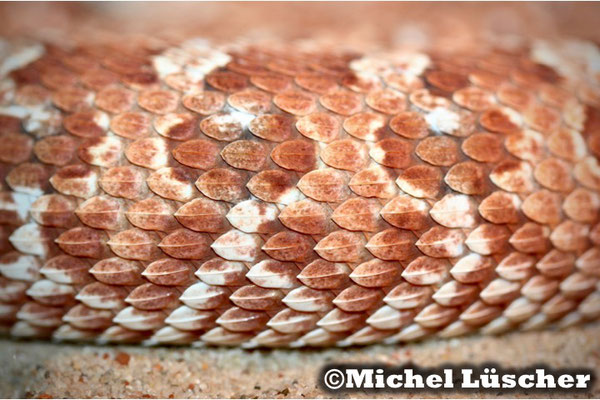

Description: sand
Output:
[1,324,599,399]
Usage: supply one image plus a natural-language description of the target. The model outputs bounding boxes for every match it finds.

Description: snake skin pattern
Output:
[0,35,599,348]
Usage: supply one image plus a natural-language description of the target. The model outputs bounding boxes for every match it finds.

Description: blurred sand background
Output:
[0,2,599,398]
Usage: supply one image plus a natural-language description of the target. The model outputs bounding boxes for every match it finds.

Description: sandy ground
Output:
[1,324,599,399]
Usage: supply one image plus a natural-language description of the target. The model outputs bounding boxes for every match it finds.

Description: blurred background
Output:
[0,2,599,48]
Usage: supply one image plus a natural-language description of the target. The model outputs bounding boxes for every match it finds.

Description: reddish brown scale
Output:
[550,220,590,252]
[496,84,535,111]
[548,129,587,162]
[342,72,382,93]
[196,257,247,286]
[403,256,449,286]
[366,88,406,115]
[563,188,599,223]
[206,71,248,92]
[334,285,382,312]
[81,68,120,91]
[349,166,397,199]
[182,91,226,115]
[175,198,227,233]
[534,158,574,192]
[297,259,349,290]
[126,283,180,310]
[78,136,122,168]
[414,303,461,328]
[217,307,269,332]
[52,86,92,112]
[95,86,135,114]
[172,139,220,170]
[522,275,559,302]
[164,73,204,93]
[158,229,211,260]
[30,194,77,228]
[416,226,465,258]
[75,196,123,231]
[227,89,272,114]
[496,252,536,281]
[296,112,340,143]
[121,71,160,91]
[0,133,33,164]
[396,165,442,199]
[343,112,386,141]
[200,113,244,142]
[107,228,161,261]
[452,86,495,112]
[433,281,479,307]
[146,167,195,202]
[416,136,459,167]
[0,115,22,135]
[249,114,292,142]
[380,195,429,231]
[320,139,367,172]
[365,229,415,261]
[33,135,77,166]
[153,113,198,141]
[49,164,97,199]
[370,138,413,169]
[426,69,469,92]
[294,73,338,94]
[227,59,269,76]
[490,160,535,193]
[63,304,113,330]
[230,285,283,310]
[262,231,314,262]
[110,112,151,140]
[137,89,179,114]
[508,223,550,254]
[221,140,268,171]
[409,89,452,112]
[126,138,170,170]
[41,255,90,285]
[126,197,179,232]
[478,191,520,224]
[466,224,510,255]
[55,227,107,259]
[314,230,366,262]
[63,111,108,138]
[525,105,561,134]
[460,301,503,326]
[0,278,28,304]
[270,140,318,171]
[389,111,429,139]
[6,162,49,194]
[0,193,22,225]
[246,170,297,204]
[461,133,503,163]
[14,84,50,106]
[479,108,520,134]
[320,90,362,116]
[350,259,400,288]
[536,250,575,278]
[99,166,146,200]
[297,168,349,202]
[445,161,487,195]
[17,302,67,327]
[384,72,424,93]
[273,90,316,116]
[195,168,247,202]
[268,308,319,334]
[250,73,292,94]
[522,190,562,226]
[332,197,381,232]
